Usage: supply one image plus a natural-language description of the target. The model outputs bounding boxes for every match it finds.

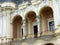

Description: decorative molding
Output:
[31,0,41,5]
[1,2,16,9]
[18,2,28,10]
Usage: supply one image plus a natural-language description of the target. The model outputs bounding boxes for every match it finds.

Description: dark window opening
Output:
[22,29,23,37]
[34,25,38,38]
[49,21,54,31]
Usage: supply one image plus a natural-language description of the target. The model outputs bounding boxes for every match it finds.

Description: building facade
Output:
[0,0,60,45]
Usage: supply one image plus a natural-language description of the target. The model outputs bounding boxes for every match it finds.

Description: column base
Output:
[23,37,25,39]
[37,33,40,37]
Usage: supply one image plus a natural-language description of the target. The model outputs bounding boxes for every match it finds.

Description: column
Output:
[53,0,60,28]
[10,23,13,38]
[28,18,31,35]
[53,0,60,34]
[3,15,7,37]
[22,19,26,39]
[6,10,11,38]
[36,16,40,37]
[0,16,2,43]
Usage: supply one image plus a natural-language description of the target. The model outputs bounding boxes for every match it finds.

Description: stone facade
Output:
[0,0,60,45]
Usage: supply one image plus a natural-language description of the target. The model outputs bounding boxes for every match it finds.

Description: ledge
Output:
[31,0,41,5]
[41,31,54,36]
[18,2,28,10]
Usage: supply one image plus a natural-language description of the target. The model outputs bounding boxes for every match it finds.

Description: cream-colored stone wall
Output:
[0,0,60,44]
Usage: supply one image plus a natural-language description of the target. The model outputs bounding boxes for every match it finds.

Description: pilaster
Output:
[22,19,26,39]
[36,15,40,37]
[6,10,11,38]
[53,0,60,28]
[53,0,60,33]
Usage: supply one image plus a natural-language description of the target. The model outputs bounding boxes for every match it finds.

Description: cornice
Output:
[1,2,16,10]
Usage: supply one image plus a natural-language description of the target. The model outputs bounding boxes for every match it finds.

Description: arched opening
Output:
[45,43,54,45]
[13,15,22,38]
[26,11,37,38]
[40,6,55,35]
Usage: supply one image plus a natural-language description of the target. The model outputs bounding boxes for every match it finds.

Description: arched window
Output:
[45,43,54,45]
[40,6,55,32]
